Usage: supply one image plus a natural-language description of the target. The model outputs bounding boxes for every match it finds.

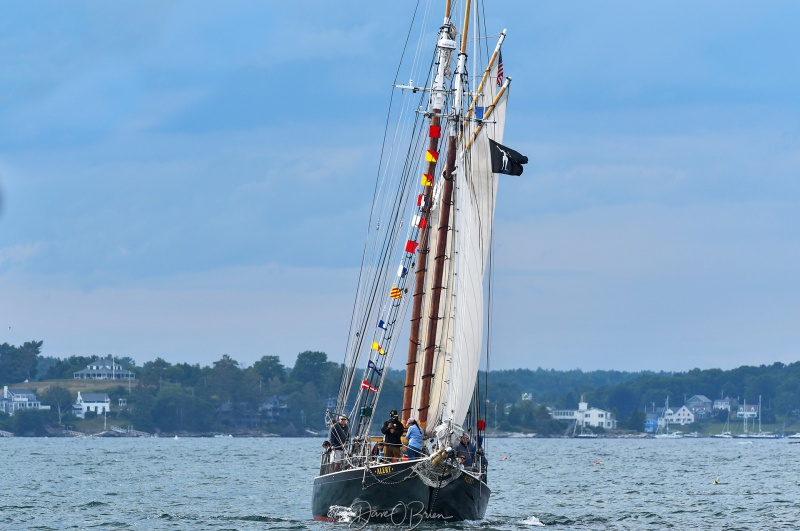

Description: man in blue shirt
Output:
[405,417,425,459]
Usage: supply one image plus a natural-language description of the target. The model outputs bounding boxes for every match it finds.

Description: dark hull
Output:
[312,460,490,525]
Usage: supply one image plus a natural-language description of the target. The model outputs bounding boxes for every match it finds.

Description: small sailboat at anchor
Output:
[311,0,527,524]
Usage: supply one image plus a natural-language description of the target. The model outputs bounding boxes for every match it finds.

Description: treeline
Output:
[478,362,800,433]
[1,343,344,436]
[2,342,800,436]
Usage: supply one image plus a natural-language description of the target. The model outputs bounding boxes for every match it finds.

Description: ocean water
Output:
[1,436,797,530]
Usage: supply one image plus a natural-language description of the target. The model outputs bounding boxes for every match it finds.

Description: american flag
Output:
[497,50,504,87]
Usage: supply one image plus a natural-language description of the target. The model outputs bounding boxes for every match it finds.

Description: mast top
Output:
[460,0,472,54]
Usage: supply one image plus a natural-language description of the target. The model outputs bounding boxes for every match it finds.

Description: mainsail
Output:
[407,43,509,432]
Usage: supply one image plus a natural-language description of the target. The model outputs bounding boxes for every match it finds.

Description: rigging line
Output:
[478,0,489,58]
[342,84,428,408]
[340,0,423,404]
[393,0,423,87]
[484,234,492,451]
[358,54,434,358]
[369,50,433,309]
[349,100,431,434]
[369,112,426,326]
[409,0,434,79]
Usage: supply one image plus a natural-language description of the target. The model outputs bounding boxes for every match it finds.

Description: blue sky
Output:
[1,1,798,372]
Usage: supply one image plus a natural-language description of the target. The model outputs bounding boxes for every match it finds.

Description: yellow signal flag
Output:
[371,341,385,354]
[390,286,402,299]
[421,173,433,186]
[425,150,439,163]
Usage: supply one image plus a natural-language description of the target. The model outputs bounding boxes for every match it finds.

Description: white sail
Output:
[443,75,508,428]
[408,52,509,431]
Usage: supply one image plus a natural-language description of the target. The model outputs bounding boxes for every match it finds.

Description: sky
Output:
[1,1,798,373]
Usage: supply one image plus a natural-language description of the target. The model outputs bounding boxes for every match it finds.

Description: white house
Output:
[660,405,695,426]
[74,392,111,418]
[0,386,50,416]
[713,397,737,412]
[74,357,135,381]
[737,403,759,419]
[549,395,617,429]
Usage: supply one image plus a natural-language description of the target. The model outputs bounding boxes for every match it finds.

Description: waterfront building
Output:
[713,397,738,412]
[737,403,759,419]
[73,357,135,381]
[661,405,695,426]
[0,386,51,416]
[549,395,617,429]
[74,392,111,418]
[685,395,714,419]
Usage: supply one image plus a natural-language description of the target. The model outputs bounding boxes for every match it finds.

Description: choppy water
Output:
[1,436,797,529]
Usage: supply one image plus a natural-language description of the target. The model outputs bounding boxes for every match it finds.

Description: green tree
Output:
[141,357,172,389]
[252,355,287,392]
[624,409,646,431]
[290,351,329,384]
[43,355,94,380]
[207,355,242,403]
[163,362,203,388]
[153,386,214,433]
[129,387,156,433]
[13,409,49,436]
[607,387,638,419]
[40,385,74,424]
[0,341,42,383]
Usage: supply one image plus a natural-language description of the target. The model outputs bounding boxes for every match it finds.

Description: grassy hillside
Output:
[23,379,139,395]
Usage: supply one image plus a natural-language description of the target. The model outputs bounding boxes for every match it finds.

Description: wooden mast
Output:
[401,115,440,421]
[417,0,472,432]
[401,0,456,423]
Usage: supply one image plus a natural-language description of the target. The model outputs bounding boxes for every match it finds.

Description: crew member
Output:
[329,415,350,471]
[381,409,405,461]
